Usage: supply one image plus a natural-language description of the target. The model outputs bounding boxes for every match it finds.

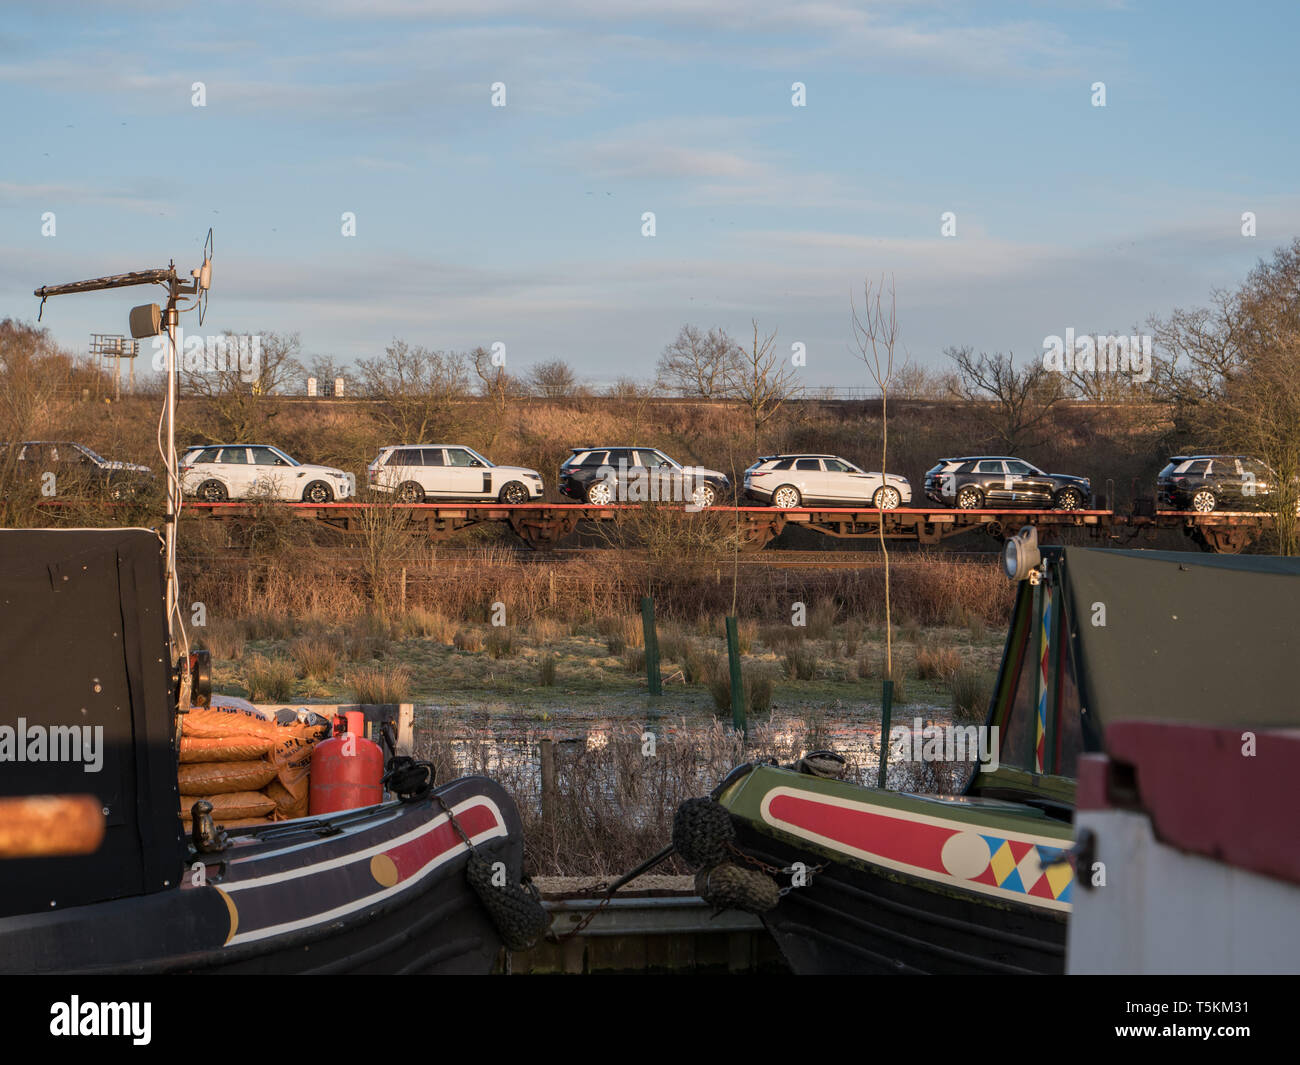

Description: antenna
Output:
[33,232,215,659]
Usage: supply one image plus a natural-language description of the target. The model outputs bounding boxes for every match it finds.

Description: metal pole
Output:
[876,679,894,789]
[164,296,179,651]
[725,616,745,736]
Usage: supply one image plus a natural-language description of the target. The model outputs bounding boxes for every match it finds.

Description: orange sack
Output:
[179,735,274,763]
[179,760,277,795]
[182,704,279,740]
[179,791,277,821]
[266,778,308,821]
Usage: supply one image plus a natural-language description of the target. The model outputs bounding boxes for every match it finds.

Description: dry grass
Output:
[914,643,962,681]
[289,637,339,681]
[194,617,245,660]
[951,666,994,723]
[782,645,819,681]
[348,664,412,704]
[453,628,484,653]
[245,654,296,702]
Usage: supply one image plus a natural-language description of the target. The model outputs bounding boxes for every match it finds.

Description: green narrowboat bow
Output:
[703,530,1300,975]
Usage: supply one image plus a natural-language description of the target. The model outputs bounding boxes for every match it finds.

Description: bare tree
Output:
[181,330,303,442]
[945,345,1068,452]
[890,362,958,400]
[656,325,740,398]
[851,276,902,714]
[357,340,470,442]
[470,345,525,450]
[527,359,580,400]
[731,320,801,451]
[1151,239,1300,552]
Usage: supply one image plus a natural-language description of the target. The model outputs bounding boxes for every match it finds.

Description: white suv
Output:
[744,454,911,509]
[180,444,354,503]
[366,445,544,504]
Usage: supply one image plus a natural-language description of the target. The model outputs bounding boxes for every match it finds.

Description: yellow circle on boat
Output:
[370,854,400,887]
[940,831,991,880]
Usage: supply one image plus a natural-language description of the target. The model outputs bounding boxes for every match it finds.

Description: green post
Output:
[876,678,894,789]
[641,596,661,696]
[725,616,746,736]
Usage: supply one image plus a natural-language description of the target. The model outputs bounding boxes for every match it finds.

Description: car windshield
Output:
[73,443,106,464]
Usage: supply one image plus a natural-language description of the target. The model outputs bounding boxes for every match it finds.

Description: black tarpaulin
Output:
[0,528,183,917]
[1062,548,1300,730]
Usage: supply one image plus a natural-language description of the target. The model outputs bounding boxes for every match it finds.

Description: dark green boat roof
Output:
[1061,547,1300,730]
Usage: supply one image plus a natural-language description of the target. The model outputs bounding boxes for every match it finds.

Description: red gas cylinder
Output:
[309,711,384,814]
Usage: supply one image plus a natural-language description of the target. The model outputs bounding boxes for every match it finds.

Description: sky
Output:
[2,0,1297,390]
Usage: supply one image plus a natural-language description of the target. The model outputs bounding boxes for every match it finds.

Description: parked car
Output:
[924,456,1091,510]
[1156,454,1293,512]
[558,446,730,507]
[744,454,911,509]
[366,444,544,503]
[0,440,152,498]
[179,444,353,503]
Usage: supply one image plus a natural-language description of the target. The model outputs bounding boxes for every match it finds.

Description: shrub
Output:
[453,628,484,653]
[245,654,296,702]
[914,643,961,681]
[486,628,515,659]
[782,646,818,681]
[194,618,245,661]
[289,637,338,681]
[950,667,994,723]
[401,606,454,643]
[539,654,558,687]
[623,647,646,674]
[349,665,412,704]
[708,668,774,715]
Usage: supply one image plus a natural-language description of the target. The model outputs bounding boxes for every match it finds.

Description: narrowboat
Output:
[695,532,1299,974]
[0,526,539,973]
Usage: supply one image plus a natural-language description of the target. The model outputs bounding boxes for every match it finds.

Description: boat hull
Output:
[717,766,1072,975]
[0,775,525,975]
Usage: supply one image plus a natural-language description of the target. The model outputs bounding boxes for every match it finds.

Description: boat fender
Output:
[672,797,736,869]
[695,862,780,915]
[791,750,848,780]
[465,852,550,951]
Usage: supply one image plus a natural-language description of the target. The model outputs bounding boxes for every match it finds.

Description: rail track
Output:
[177,501,1275,554]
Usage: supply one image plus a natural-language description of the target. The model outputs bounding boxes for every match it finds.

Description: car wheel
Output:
[691,483,717,508]
[586,481,614,505]
[956,486,983,509]
[772,485,802,509]
[303,480,334,504]
[499,480,529,505]
[1054,487,1085,511]
[873,486,901,510]
[197,479,228,503]
[1191,489,1217,513]
[396,481,425,504]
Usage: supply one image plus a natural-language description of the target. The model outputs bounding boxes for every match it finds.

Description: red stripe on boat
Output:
[768,793,953,873]
[386,803,500,881]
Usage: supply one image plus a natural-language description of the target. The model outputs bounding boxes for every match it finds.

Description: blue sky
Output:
[2,1,1297,388]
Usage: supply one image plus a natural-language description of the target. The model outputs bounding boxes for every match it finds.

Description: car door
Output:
[632,449,675,502]
[443,447,490,498]
[820,458,865,502]
[1004,459,1048,506]
[790,457,826,502]
[217,447,253,498]
[248,445,294,499]
[1239,458,1273,509]
[973,459,1010,504]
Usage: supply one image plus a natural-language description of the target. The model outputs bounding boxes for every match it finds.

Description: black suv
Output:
[924,456,1091,510]
[1156,455,1289,512]
[558,446,730,507]
[0,441,153,499]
